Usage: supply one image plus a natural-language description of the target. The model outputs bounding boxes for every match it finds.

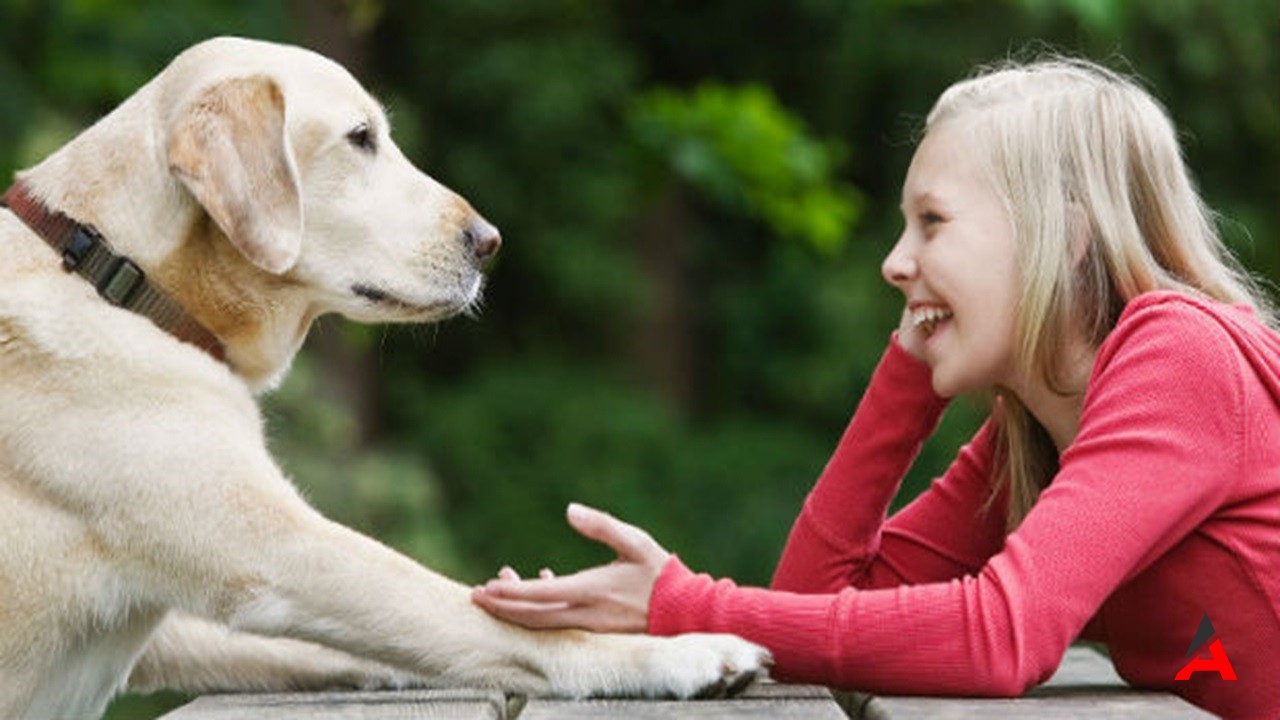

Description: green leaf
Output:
[628,83,861,255]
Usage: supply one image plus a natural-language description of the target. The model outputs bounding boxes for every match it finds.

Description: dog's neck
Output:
[13,145,317,392]
[154,210,320,391]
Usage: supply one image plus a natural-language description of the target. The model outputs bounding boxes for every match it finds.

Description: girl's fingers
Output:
[471,591,576,629]
[494,566,553,582]
[478,570,598,604]
[472,590,638,633]
[566,503,659,562]
[472,563,651,634]
[895,305,928,361]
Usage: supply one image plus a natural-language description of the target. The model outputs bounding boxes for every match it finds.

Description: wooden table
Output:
[158,646,1213,719]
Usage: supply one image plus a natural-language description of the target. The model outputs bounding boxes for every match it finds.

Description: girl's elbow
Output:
[982,656,1055,698]
[985,670,1040,698]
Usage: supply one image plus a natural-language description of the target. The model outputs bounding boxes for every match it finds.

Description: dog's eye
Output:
[346,123,376,154]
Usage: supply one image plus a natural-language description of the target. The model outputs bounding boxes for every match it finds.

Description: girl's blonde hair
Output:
[923,56,1277,528]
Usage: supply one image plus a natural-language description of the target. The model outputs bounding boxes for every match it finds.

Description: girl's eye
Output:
[346,123,376,154]
[921,211,944,226]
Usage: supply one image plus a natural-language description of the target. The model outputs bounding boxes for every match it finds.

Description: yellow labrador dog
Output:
[0,37,769,719]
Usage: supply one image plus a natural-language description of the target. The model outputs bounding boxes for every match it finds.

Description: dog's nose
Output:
[465,218,502,262]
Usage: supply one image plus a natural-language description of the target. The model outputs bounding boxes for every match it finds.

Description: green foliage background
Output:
[0,1,1274,718]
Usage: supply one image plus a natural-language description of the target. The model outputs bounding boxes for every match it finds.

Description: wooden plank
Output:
[853,647,1215,719]
[154,647,1216,719]
[737,683,842,700]
[156,688,507,720]
[1043,645,1124,687]
[519,683,846,720]
[861,690,1215,720]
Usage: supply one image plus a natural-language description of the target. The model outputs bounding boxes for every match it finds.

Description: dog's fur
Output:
[0,37,768,719]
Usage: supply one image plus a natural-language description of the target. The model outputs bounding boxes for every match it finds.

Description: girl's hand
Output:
[896,304,928,362]
[470,503,670,634]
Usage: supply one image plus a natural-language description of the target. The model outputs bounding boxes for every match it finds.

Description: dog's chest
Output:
[21,608,163,719]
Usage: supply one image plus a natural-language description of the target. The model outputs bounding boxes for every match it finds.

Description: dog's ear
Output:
[167,75,303,275]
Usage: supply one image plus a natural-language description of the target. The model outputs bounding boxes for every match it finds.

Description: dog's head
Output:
[161,37,499,329]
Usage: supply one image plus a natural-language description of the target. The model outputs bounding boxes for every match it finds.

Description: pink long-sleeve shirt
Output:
[649,291,1280,719]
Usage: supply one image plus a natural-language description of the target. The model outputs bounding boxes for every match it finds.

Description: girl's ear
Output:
[1068,203,1092,268]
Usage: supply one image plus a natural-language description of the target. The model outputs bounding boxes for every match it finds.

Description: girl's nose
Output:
[881,235,918,287]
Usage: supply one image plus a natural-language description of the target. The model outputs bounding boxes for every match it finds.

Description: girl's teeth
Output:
[911,308,953,328]
[911,307,953,337]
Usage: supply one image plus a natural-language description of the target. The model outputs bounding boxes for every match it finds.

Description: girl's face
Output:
[882,121,1022,398]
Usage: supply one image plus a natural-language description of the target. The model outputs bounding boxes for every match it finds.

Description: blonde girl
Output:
[474,57,1280,720]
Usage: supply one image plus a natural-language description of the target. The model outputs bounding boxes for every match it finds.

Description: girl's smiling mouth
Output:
[910,304,954,338]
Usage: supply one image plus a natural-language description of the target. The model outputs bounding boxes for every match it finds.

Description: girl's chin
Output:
[929,371,961,399]
[929,361,996,399]
[927,353,972,400]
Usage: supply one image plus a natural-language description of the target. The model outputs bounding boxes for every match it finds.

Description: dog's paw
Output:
[640,633,772,699]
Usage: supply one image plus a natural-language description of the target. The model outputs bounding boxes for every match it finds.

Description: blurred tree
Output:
[629,83,858,257]
[626,83,860,413]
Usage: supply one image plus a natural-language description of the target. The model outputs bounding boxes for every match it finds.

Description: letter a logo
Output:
[1175,614,1237,681]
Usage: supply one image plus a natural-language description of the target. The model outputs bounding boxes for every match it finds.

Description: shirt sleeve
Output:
[771,336,1006,594]
[649,301,1245,696]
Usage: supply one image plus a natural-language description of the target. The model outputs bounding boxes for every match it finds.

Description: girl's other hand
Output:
[896,304,929,362]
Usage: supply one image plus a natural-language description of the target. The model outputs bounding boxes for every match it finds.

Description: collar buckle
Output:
[62,224,101,271]
[98,256,146,307]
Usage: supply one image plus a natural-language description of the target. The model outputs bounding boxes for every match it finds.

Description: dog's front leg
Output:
[79,402,767,700]
[127,611,427,695]
[215,512,768,698]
